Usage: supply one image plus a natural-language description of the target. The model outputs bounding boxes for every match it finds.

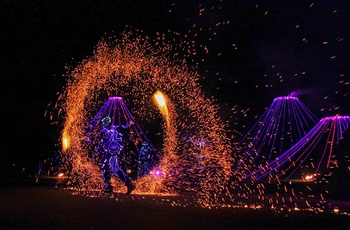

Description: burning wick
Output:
[153,90,170,127]
[62,130,70,151]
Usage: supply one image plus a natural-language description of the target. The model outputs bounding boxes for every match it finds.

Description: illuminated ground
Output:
[1,181,349,230]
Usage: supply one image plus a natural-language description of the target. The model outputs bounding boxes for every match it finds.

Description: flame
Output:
[154,90,166,107]
[62,130,70,151]
[153,90,169,126]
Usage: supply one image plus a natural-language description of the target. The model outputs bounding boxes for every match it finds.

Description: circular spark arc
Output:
[58,31,233,207]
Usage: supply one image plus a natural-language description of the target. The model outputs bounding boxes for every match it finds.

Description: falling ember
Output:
[58,173,65,177]
[333,208,340,213]
[304,174,315,181]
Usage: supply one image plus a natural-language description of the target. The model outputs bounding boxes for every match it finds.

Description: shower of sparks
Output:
[50,1,350,213]
[57,31,232,207]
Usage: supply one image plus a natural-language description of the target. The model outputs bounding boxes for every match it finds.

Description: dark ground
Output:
[1,178,350,230]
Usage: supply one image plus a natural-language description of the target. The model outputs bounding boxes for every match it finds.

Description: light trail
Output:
[246,116,350,181]
[234,96,318,179]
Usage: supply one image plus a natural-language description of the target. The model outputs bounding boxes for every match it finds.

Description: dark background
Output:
[1,0,350,171]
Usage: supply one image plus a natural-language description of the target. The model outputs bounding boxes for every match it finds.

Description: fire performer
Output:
[100,116,135,194]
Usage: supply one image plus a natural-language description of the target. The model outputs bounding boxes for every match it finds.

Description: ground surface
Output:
[1,179,350,230]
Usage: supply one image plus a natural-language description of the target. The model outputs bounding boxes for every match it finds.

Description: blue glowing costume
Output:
[100,117,135,194]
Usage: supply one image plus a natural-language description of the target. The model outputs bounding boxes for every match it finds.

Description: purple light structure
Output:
[246,116,350,181]
[235,96,318,178]
[86,97,137,133]
[85,97,158,177]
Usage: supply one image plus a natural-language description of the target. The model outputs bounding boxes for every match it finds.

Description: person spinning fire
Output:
[100,116,135,194]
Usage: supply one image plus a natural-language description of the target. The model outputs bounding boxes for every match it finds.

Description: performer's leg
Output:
[101,157,113,192]
[109,155,135,194]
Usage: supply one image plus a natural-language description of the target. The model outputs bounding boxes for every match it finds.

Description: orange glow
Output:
[58,32,235,207]
[51,3,350,212]
[62,130,70,152]
[153,91,169,120]
[304,174,315,181]
[153,90,171,130]
[154,91,166,107]
[58,173,64,177]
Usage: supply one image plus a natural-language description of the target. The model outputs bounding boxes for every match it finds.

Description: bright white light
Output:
[58,173,64,177]
[304,174,314,181]
[154,91,166,107]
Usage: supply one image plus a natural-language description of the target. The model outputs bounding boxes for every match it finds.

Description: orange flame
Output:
[153,90,169,126]
[154,91,166,107]
[62,130,70,151]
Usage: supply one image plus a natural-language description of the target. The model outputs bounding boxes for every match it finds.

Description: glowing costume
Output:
[84,97,159,193]
[100,116,135,194]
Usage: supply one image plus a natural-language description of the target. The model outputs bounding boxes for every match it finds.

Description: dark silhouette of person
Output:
[138,142,153,176]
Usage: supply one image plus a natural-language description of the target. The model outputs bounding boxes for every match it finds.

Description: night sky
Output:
[1,0,350,170]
